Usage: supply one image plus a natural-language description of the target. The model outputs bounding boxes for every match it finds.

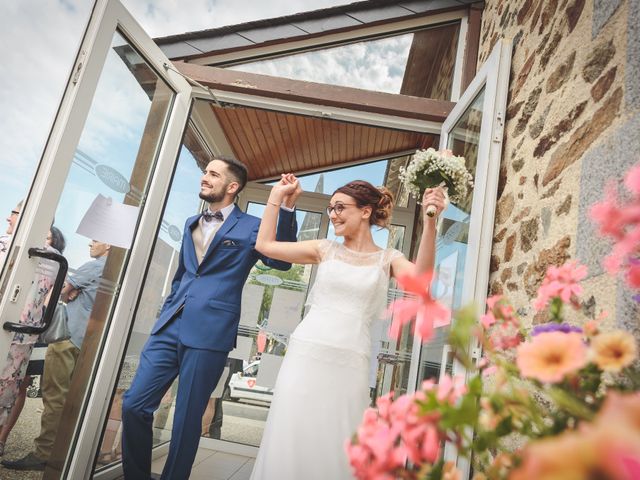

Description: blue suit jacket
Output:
[152,205,297,351]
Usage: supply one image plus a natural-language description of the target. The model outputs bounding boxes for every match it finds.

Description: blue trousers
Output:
[121,314,227,479]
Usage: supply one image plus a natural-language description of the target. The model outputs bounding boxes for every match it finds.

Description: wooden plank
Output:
[213,108,251,167]
[176,62,454,123]
[255,109,285,175]
[311,117,325,170]
[300,117,319,169]
[346,122,355,162]
[284,113,305,173]
[322,117,334,166]
[295,116,314,169]
[271,111,296,173]
[239,107,271,176]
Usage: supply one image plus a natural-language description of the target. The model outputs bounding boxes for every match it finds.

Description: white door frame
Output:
[0,0,194,478]
[433,39,512,478]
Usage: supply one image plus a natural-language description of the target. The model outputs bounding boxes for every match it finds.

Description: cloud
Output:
[0,0,352,210]
[230,34,413,94]
[123,0,351,37]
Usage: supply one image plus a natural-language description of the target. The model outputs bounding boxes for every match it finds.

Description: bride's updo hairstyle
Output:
[333,180,394,228]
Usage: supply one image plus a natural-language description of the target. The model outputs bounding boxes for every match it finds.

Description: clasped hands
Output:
[270,173,303,209]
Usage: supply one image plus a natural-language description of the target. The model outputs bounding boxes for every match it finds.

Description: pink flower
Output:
[423,375,467,404]
[533,261,587,311]
[590,183,625,238]
[516,332,588,383]
[386,271,451,342]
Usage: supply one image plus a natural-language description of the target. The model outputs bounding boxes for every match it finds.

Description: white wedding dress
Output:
[250,240,403,480]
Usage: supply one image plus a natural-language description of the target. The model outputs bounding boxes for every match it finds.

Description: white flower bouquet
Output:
[399,148,474,216]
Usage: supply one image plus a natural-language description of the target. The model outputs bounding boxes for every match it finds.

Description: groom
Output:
[121,157,299,479]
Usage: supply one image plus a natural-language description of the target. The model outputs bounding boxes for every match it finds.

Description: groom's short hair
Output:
[215,155,248,195]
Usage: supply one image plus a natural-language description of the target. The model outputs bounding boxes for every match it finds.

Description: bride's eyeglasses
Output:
[326,203,357,216]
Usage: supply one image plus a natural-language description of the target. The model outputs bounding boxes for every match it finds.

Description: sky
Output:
[0,0,462,281]
[0,0,357,266]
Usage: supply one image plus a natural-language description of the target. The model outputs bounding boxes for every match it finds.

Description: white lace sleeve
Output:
[382,248,404,276]
[317,238,334,261]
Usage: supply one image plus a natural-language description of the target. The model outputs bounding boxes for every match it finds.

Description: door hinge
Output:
[493,111,504,143]
[9,284,21,303]
[72,50,87,85]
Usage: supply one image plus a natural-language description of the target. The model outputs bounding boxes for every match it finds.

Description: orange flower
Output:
[512,392,640,480]
[591,330,638,372]
[516,332,588,383]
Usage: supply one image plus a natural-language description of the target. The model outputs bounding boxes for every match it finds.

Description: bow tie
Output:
[202,210,224,222]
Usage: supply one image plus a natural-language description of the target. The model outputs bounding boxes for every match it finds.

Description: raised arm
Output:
[391,187,447,278]
[256,174,323,265]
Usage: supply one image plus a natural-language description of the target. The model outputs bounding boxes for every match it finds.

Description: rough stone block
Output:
[543,87,622,186]
[576,112,640,278]
[591,66,617,102]
[592,0,623,38]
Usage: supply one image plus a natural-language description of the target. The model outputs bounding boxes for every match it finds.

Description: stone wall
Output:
[477,0,640,331]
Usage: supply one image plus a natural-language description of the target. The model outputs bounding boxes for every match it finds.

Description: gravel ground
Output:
[0,397,45,480]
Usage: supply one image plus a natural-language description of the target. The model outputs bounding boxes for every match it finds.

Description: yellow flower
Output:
[591,330,638,372]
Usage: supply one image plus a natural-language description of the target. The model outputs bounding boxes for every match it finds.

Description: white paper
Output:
[256,353,283,389]
[228,335,253,362]
[76,194,139,249]
[267,288,305,334]
[210,367,230,398]
[239,284,265,327]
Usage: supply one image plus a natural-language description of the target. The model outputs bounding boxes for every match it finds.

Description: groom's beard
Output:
[199,187,226,204]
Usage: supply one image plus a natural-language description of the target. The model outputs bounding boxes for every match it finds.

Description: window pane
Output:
[417,87,485,384]
[231,34,413,94]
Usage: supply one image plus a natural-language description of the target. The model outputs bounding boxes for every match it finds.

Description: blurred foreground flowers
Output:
[347,162,640,480]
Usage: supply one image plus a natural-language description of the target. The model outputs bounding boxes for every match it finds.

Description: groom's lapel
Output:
[201,206,241,264]
[186,215,202,269]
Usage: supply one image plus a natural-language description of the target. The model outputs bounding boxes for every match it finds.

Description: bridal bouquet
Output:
[399,148,473,216]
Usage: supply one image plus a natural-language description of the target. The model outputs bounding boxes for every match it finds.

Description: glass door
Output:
[412,39,512,476]
[0,0,192,478]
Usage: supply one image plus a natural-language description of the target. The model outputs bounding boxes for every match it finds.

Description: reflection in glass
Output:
[417,87,485,385]
[212,203,322,446]
[97,142,202,470]
[0,29,177,476]
[12,28,174,474]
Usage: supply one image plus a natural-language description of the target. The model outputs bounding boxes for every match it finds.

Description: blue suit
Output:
[122,205,297,479]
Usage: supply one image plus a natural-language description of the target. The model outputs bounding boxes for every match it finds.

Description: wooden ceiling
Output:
[210,104,436,181]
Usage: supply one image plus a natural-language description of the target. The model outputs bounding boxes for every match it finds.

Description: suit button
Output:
[195,273,200,278]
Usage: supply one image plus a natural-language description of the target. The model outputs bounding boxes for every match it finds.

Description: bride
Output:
[251,174,446,479]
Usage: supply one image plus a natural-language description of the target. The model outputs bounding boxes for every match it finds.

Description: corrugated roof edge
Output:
[153,0,459,44]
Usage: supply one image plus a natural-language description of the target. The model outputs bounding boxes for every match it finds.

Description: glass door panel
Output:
[415,40,512,476]
[417,88,484,384]
[0,1,193,477]
[212,202,322,447]
[96,142,203,471]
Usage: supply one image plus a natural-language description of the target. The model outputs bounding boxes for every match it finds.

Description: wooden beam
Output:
[175,62,454,123]
[461,4,483,92]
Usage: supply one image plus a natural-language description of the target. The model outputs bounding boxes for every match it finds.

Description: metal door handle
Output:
[3,248,68,334]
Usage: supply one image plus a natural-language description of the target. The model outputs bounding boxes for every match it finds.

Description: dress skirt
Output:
[250,337,370,480]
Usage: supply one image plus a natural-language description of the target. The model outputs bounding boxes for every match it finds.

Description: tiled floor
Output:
[150,448,255,480]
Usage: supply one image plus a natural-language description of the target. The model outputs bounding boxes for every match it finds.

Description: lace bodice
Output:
[292,240,403,355]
